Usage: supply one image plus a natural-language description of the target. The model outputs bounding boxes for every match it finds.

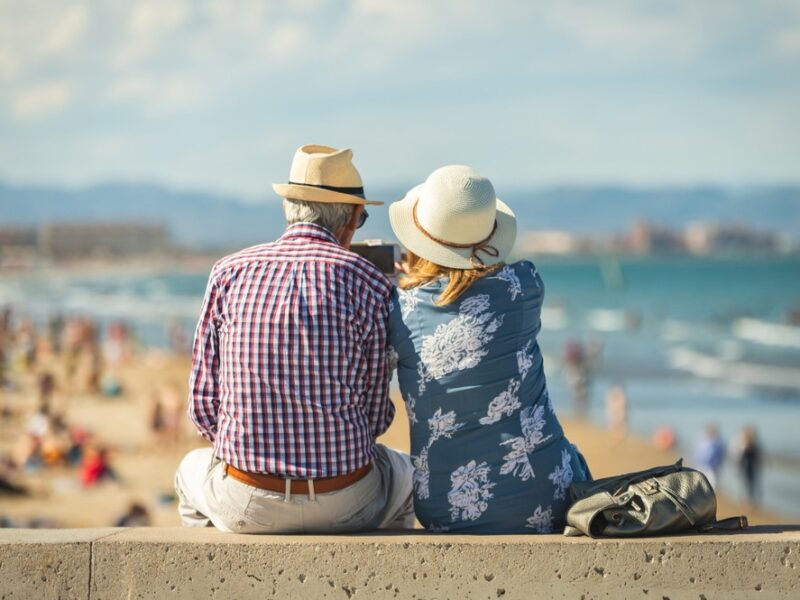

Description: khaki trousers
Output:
[174,445,414,534]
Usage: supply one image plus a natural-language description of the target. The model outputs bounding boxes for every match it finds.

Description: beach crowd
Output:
[0,307,188,528]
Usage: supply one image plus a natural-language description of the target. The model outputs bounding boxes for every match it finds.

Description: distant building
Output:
[0,226,37,250]
[685,222,780,255]
[626,222,685,254]
[38,223,168,259]
[520,230,591,255]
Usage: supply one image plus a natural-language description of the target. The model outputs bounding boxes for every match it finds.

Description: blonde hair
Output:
[399,252,501,306]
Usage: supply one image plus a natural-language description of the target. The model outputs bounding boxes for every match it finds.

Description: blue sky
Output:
[1,0,799,198]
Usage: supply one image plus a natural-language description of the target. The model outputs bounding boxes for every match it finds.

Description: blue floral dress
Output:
[388,261,590,533]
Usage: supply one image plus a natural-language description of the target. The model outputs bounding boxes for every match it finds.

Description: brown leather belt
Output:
[224,462,372,495]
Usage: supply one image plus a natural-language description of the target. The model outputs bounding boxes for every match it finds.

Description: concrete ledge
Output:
[1,527,798,599]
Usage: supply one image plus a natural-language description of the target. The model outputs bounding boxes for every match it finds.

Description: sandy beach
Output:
[0,351,789,529]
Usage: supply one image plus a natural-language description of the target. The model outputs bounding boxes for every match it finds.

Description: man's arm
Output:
[363,296,395,438]
[187,270,222,441]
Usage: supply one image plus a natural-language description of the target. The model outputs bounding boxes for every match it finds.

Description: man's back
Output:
[176,144,413,534]
[189,222,394,478]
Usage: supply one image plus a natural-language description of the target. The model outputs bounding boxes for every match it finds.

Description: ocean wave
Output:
[668,345,800,391]
[540,307,568,330]
[732,318,800,349]
[660,319,714,342]
[586,309,640,332]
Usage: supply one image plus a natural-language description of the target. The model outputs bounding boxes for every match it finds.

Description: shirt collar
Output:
[279,222,341,246]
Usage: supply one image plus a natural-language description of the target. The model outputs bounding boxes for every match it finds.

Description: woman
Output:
[387,165,590,533]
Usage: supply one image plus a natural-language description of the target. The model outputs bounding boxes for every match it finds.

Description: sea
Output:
[1,255,799,518]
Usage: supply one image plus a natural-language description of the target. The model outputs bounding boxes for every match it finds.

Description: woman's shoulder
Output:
[484,260,544,297]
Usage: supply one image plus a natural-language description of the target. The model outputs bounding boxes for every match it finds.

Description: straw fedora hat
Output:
[272,144,383,206]
[389,165,516,269]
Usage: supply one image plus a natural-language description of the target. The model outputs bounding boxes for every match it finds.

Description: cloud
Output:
[43,4,90,54]
[106,74,204,115]
[0,1,798,191]
[261,21,310,59]
[111,0,191,68]
[775,27,800,52]
[11,80,73,120]
[0,48,17,78]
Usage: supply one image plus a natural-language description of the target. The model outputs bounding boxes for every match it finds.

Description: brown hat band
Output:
[412,199,499,267]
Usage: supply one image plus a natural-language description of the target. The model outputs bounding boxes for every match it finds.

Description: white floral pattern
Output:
[517,339,534,381]
[499,404,553,481]
[521,405,552,450]
[497,265,522,301]
[548,448,574,501]
[412,408,465,499]
[525,504,554,533]
[412,447,430,499]
[416,294,503,394]
[448,460,496,521]
[428,408,465,443]
[499,436,535,481]
[398,287,420,318]
[479,378,522,425]
[387,344,399,372]
[405,394,418,425]
[530,264,541,288]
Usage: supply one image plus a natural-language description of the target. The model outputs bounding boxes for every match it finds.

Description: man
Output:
[175,144,414,533]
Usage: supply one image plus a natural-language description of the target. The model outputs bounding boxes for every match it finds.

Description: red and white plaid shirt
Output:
[188,223,394,478]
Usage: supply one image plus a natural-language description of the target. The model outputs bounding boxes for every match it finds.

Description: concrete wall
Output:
[1,526,798,599]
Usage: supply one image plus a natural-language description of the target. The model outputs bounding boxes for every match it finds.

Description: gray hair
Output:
[283,198,355,233]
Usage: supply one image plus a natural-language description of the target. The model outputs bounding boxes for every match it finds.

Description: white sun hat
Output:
[389,165,516,269]
[272,144,384,206]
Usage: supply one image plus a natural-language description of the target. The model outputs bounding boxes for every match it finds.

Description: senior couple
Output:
[175,144,590,534]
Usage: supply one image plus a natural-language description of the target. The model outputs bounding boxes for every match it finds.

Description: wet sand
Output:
[0,353,788,528]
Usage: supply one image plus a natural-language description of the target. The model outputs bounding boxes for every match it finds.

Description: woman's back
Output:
[389,260,589,533]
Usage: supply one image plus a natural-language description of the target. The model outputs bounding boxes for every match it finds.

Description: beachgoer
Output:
[563,339,601,418]
[652,425,677,450]
[605,385,628,442]
[387,165,591,533]
[26,402,52,438]
[80,446,116,487]
[733,425,762,504]
[38,372,56,405]
[694,424,726,490]
[114,502,151,527]
[0,455,27,496]
[175,145,413,534]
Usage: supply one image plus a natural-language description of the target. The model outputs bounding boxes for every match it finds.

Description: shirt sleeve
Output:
[188,269,222,441]
[362,293,395,438]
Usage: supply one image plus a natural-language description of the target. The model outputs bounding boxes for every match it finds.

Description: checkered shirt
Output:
[188,223,394,477]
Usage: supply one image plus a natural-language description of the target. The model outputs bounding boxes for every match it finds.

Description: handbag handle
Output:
[697,515,749,532]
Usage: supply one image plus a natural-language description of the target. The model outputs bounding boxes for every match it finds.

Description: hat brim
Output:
[272,183,383,206]
[389,184,517,270]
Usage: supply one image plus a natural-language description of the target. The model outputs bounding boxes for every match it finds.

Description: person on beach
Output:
[733,425,762,505]
[694,424,726,490]
[175,145,414,533]
[387,165,591,533]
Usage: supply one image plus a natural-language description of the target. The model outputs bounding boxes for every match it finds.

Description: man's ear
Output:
[337,205,363,248]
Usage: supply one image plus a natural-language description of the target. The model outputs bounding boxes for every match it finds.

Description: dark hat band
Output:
[288,181,365,198]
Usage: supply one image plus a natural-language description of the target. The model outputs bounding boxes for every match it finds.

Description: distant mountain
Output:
[504,185,800,237]
[1,180,798,249]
